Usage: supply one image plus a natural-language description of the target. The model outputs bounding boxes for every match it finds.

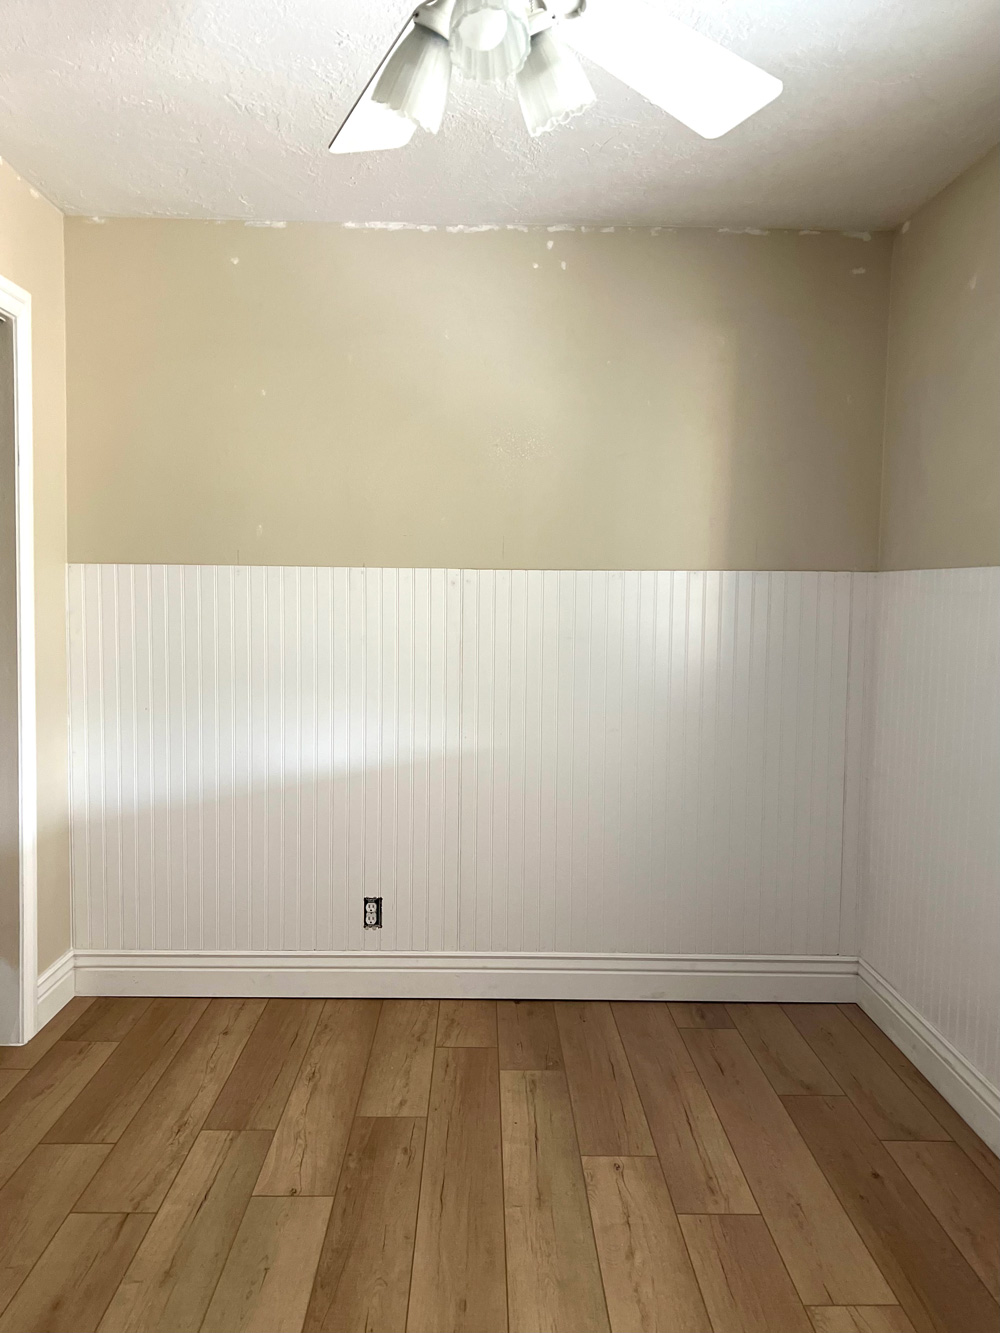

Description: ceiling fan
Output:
[329,0,783,155]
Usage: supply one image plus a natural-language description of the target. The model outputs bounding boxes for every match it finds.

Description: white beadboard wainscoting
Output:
[68,565,863,963]
[60,563,1000,1147]
[858,566,1000,1145]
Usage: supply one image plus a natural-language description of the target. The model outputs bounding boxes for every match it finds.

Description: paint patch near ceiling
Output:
[0,0,997,227]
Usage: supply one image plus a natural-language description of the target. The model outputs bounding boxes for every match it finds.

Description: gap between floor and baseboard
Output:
[33,948,998,1153]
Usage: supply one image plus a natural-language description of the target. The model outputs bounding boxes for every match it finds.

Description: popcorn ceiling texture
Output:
[1,0,998,228]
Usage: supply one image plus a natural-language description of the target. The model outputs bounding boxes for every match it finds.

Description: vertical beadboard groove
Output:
[70,565,865,959]
[861,567,1000,1090]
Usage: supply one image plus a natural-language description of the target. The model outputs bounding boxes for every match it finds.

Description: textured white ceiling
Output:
[0,0,997,228]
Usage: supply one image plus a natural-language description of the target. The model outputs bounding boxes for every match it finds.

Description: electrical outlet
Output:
[363,897,383,929]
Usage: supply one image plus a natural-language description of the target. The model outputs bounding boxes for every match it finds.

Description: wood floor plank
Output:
[0,1070,26,1102]
[0,1143,111,1315]
[356,1000,438,1116]
[407,1047,507,1333]
[728,1004,842,1095]
[612,1002,757,1212]
[885,1140,1000,1300]
[502,1071,609,1332]
[684,1029,894,1305]
[253,998,379,1197]
[77,998,264,1212]
[63,997,153,1043]
[583,1156,708,1333]
[303,1117,425,1333]
[555,1002,654,1156]
[498,1001,564,1070]
[44,998,210,1144]
[784,1006,947,1142]
[0,1212,151,1333]
[839,1004,1000,1189]
[200,1195,333,1333]
[808,1306,917,1332]
[0,997,94,1070]
[205,998,322,1130]
[9,997,993,1333]
[97,1129,272,1333]
[668,1002,734,1028]
[0,1041,116,1190]
[680,1213,813,1333]
[436,999,497,1047]
[783,1093,1000,1333]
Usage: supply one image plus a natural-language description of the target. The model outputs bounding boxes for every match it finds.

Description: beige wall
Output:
[880,149,1000,570]
[0,160,71,971]
[66,221,892,571]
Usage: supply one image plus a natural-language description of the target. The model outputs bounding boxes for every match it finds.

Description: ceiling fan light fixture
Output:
[372,22,452,133]
[516,28,595,136]
[450,0,531,84]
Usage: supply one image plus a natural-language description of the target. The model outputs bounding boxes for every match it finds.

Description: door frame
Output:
[0,271,38,1044]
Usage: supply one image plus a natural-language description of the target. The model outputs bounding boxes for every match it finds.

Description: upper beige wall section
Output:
[880,148,1000,570]
[0,159,70,970]
[66,220,891,571]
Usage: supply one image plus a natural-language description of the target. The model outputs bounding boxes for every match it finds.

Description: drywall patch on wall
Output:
[65,219,892,571]
[68,565,857,959]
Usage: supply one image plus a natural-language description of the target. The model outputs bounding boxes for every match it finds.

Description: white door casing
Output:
[0,271,37,1045]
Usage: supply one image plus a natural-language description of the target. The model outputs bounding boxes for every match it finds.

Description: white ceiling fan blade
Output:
[329,98,416,154]
[329,21,418,155]
[561,0,782,139]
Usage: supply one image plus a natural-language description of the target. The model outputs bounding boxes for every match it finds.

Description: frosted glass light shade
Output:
[372,23,452,133]
[516,29,595,136]
[450,0,530,84]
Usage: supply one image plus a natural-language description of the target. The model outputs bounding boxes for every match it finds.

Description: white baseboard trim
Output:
[73,950,859,1002]
[858,961,1000,1154]
[52,948,998,1152]
[35,950,76,1033]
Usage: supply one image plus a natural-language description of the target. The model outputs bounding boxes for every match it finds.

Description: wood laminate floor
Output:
[1,997,997,1333]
